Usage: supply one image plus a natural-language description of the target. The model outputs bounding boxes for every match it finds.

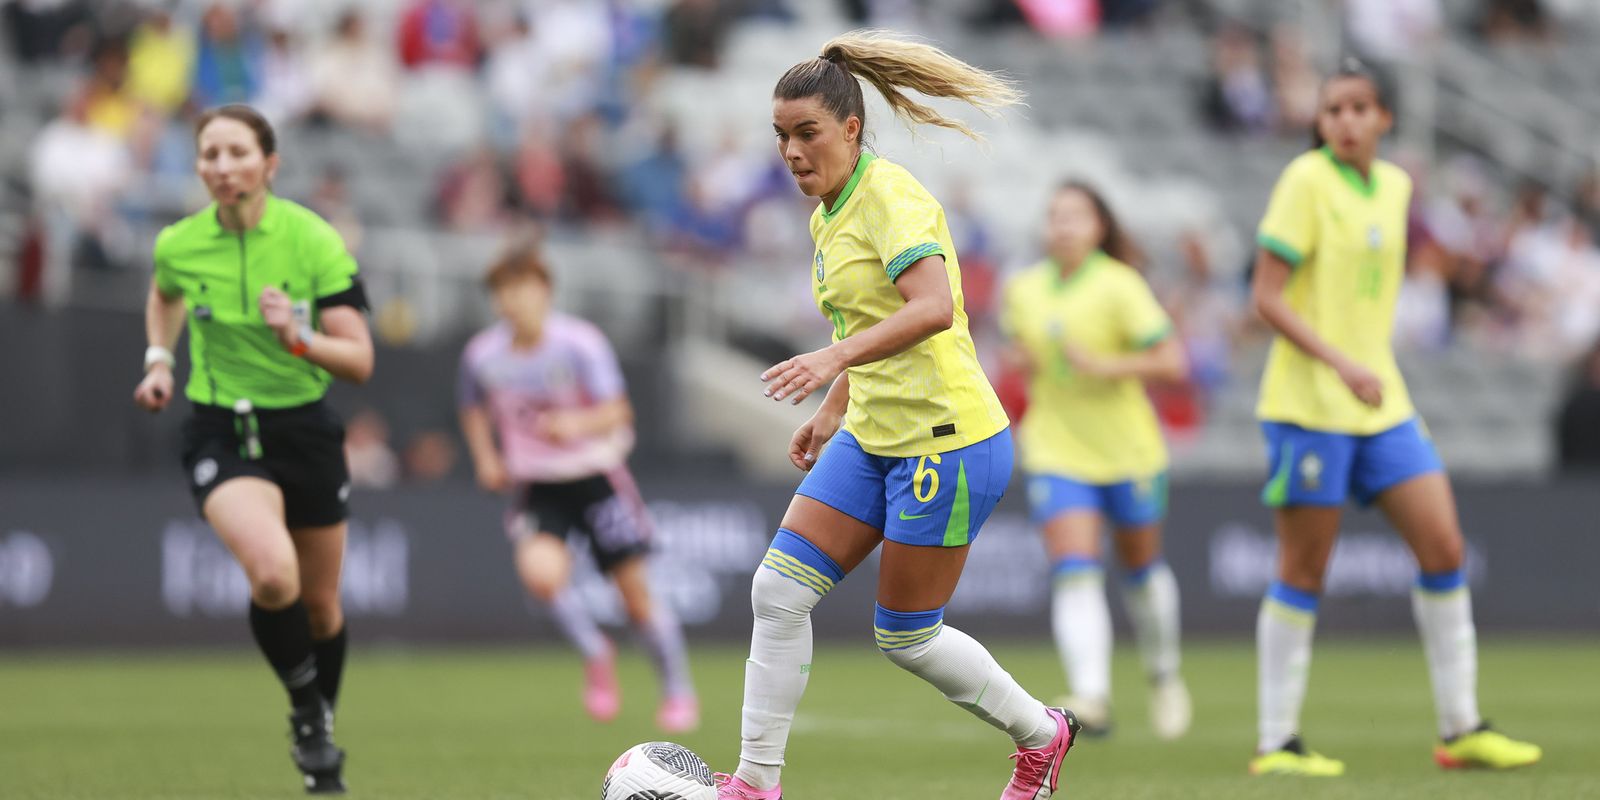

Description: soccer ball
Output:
[601,741,717,800]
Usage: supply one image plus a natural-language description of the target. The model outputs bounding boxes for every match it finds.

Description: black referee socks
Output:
[312,626,348,709]
[249,600,322,709]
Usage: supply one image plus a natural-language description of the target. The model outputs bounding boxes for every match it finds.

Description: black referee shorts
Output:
[181,400,351,528]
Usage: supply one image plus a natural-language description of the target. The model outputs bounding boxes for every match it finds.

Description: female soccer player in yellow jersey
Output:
[1248,59,1541,777]
[1000,182,1191,740]
[713,32,1082,800]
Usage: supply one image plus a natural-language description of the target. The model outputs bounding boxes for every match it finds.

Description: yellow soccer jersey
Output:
[1001,252,1172,483]
[809,153,1009,457]
[1256,147,1415,434]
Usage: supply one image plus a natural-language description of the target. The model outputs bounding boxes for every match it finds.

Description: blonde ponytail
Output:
[774,29,1023,142]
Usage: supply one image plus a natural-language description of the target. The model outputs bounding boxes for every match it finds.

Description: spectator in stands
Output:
[81,37,140,141]
[1166,229,1244,402]
[310,9,398,133]
[308,164,365,252]
[3,0,92,63]
[559,112,622,223]
[1572,167,1600,237]
[1269,26,1319,133]
[345,409,400,489]
[29,92,133,277]
[192,3,262,108]
[255,26,314,126]
[662,0,733,69]
[126,4,195,116]
[1556,336,1600,472]
[485,12,552,139]
[1201,24,1273,135]
[397,0,481,71]
[1345,0,1442,63]
[1478,0,1552,42]
[402,429,458,483]
[620,124,690,235]
[435,144,512,232]
[513,121,566,220]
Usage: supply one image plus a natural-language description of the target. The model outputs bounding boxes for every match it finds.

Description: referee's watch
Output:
[288,322,314,357]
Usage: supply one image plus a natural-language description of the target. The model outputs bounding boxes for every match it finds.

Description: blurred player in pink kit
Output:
[458,244,698,733]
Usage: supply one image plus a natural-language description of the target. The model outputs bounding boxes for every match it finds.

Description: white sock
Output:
[736,530,841,790]
[1051,558,1111,703]
[548,588,610,662]
[1121,559,1182,684]
[1257,581,1318,753]
[1412,569,1481,739]
[878,606,1057,749]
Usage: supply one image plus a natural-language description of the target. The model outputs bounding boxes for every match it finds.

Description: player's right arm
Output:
[1251,250,1382,407]
[133,275,186,413]
[459,405,508,493]
[789,372,849,472]
[457,351,508,492]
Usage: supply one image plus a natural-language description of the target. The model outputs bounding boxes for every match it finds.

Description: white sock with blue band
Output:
[1258,580,1318,752]
[1121,559,1182,685]
[876,603,1057,748]
[1412,567,1481,739]
[1051,556,1111,704]
[736,528,844,790]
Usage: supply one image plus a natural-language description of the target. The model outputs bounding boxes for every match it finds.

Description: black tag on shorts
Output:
[932,423,957,438]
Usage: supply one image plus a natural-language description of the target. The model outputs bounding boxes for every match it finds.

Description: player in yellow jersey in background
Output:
[714,31,1082,800]
[1248,59,1541,777]
[1001,182,1191,740]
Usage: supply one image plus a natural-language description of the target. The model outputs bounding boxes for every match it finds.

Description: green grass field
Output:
[1,639,1594,799]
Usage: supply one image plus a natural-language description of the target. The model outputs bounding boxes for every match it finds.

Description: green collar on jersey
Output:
[1321,147,1377,198]
[821,151,876,222]
[199,194,286,237]
[1049,249,1108,292]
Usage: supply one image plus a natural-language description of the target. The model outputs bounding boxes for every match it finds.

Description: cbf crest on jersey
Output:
[1367,224,1382,251]
[814,250,825,283]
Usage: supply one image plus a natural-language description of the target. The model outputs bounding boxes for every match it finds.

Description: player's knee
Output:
[1418,533,1464,572]
[751,528,841,621]
[875,604,944,670]
[249,563,301,608]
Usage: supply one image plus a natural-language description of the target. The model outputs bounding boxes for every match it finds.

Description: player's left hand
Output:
[762,347,845,405]
[258,286,295,343]
[1061,342,1113,378]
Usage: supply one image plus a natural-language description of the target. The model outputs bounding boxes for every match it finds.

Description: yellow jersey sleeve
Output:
[860,168,947,281]
[1258,158,1320,267]
[1116,270,1173,349]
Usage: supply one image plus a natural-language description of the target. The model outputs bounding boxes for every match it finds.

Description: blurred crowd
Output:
[7,0,1600,473]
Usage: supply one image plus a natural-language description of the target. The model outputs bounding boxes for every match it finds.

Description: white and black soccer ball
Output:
[601,741,716,800]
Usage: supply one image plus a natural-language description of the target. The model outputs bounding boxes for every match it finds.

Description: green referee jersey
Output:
[154,195,362,409]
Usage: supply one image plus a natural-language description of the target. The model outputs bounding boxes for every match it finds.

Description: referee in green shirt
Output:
[133,105,373,794]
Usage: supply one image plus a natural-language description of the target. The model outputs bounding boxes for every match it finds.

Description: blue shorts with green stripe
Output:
[1025,472,1168,528]
[1260,418,1442,508]
[796,428,1013,547]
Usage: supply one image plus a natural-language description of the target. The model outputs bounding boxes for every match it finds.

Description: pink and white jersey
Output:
[458,314,634,483]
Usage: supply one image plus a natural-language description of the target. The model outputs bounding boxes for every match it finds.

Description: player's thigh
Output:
[203,476,299,599]
[1041,510,1103,560]
[1111,522,1163,570]
[515,532,574,599]
[1273,505,1343,592]
[877,540,971,612]
[778,494,884,575]
[1374,471,1464,573]
[291,522,347,637]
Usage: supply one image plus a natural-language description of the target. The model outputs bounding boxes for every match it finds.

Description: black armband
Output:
[316,278,369,312]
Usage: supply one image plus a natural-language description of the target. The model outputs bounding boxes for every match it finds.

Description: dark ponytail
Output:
[1309,56,1390,150]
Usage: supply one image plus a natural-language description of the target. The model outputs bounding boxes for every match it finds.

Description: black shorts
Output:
[181,400,350,528]
[507,471,652,572]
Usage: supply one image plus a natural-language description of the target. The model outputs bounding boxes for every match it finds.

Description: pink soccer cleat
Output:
[656,694,700,733]
[582,650,620,723]
[713,773,783,799]
[1000,707,1081,799]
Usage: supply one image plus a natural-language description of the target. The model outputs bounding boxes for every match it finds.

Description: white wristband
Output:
[144,346,176,372]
